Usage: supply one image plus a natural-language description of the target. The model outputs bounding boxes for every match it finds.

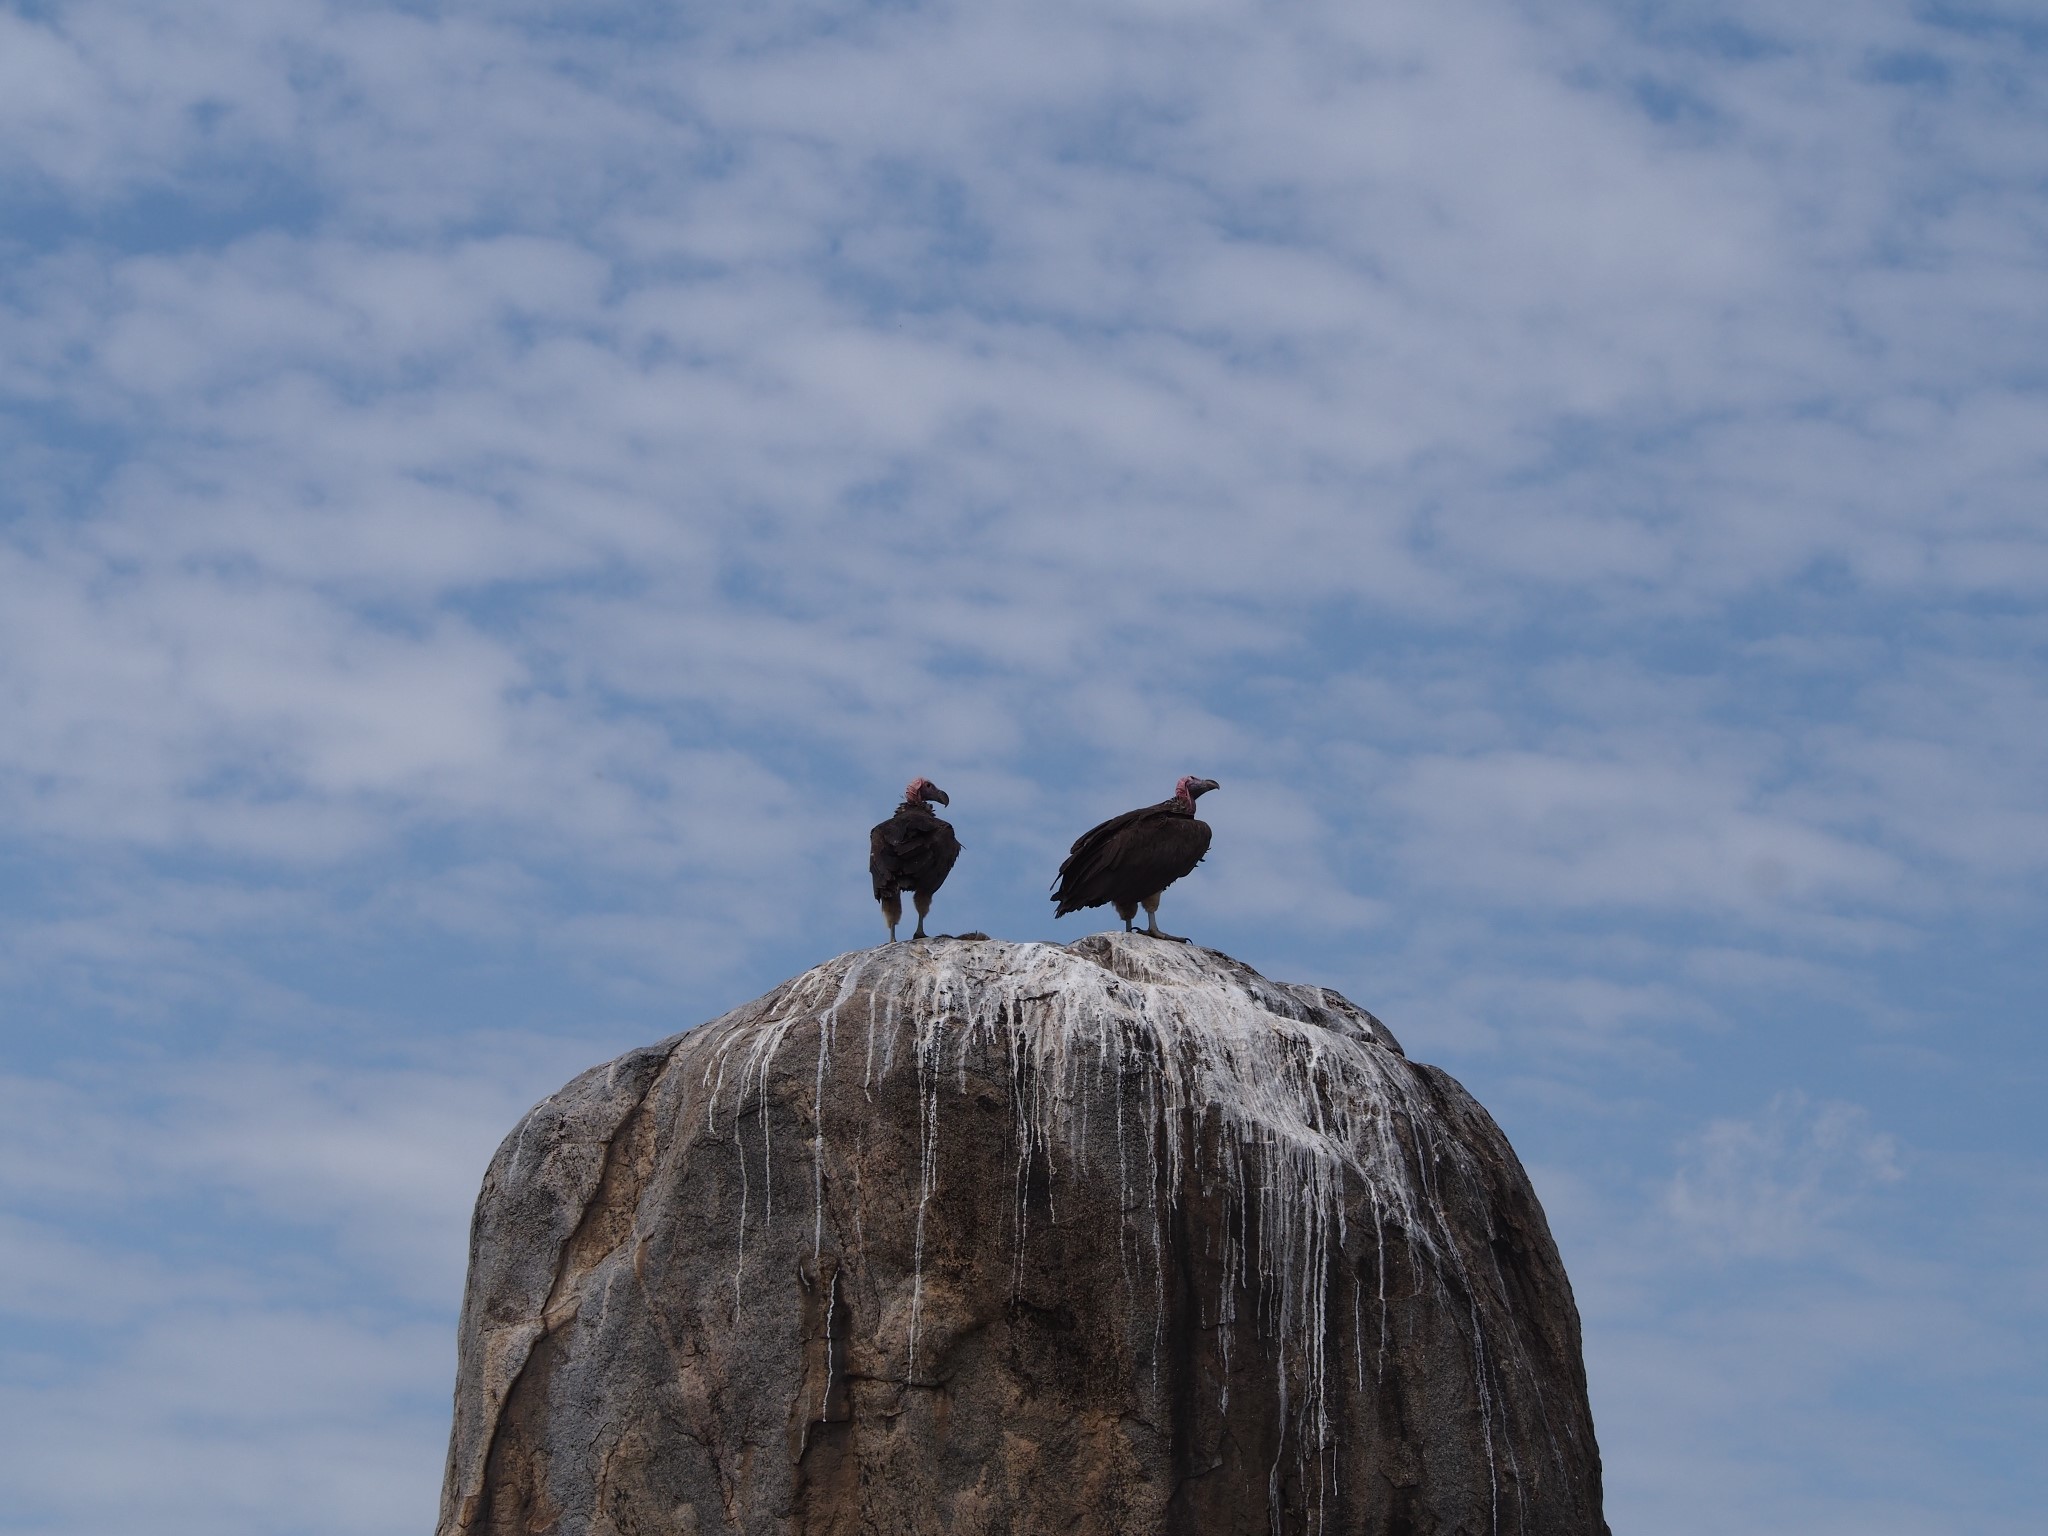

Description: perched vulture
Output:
[869,777,962,942]
[1050,776,1219,941]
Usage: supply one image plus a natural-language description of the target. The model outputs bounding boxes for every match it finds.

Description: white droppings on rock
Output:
[700,935,1539,1529]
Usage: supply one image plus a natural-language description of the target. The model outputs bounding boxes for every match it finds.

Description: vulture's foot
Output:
[1144,926,1190,943]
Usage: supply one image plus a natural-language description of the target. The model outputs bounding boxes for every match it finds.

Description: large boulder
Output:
[439,935,1608,1535]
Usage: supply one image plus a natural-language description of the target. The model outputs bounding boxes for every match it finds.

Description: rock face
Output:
[439,936,1608,1536]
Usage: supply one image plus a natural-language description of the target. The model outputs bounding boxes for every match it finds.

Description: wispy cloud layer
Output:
[2,0,2044,1530]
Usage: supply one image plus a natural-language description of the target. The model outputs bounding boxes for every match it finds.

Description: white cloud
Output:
[0,1310,448,1536]
[1532,1088,2045,1536]
[0,1037,619,1533]
[1665,1091,1903,1261]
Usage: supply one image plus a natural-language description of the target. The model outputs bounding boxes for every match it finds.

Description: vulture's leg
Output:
[912,890,934,940]
[880,893,903,943]
[1114,899,1139,932]
[1141,893,1188,942]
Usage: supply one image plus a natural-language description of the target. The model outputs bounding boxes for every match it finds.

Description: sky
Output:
[0,0,2043,1531]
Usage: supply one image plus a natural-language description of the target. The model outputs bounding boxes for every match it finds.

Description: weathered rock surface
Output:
[439,935,1607,1536]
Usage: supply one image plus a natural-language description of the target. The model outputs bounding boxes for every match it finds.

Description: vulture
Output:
[869,777,962,942]
[1050,776,1219,941]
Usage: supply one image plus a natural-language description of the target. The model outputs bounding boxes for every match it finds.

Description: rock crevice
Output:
[440,935,1608,1536]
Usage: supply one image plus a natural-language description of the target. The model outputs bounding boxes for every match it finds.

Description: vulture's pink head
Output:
[1175,775,1220,809]
[905,776,950,807]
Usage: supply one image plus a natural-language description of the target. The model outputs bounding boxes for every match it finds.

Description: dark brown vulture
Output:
[869,777,962,942]
[1050,776,1219,941]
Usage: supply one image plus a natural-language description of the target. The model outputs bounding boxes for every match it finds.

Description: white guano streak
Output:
[701,939,1528,1532]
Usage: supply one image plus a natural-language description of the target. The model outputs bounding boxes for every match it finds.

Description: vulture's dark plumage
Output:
[869,777,961,942]
[1051,776,1219,941]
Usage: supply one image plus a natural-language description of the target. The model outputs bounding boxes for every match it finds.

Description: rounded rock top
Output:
[440,934,1608,1536]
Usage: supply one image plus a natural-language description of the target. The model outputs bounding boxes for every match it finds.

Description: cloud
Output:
[0,1055,496,1532]
[0,1035,626,1536]
[1665,1091,1903,1261]
[0,1309,448,1536]
[1388,747,1907,919]
[1534,1089,2045,1536]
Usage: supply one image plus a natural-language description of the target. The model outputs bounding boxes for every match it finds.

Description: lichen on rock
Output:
[440,935,1609,1536]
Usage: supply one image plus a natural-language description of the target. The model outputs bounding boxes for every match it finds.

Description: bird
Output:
[869,777,962,942]
[1050,776,1219,941]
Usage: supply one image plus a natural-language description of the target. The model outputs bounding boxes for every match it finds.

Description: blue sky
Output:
[1,0,2043,1531]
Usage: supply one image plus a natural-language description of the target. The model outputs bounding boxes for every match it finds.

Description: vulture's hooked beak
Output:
[925,785,951,807]
[1190,778,1219,798]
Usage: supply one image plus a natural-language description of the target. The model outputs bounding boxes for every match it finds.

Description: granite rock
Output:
[439,934,1608,1536]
